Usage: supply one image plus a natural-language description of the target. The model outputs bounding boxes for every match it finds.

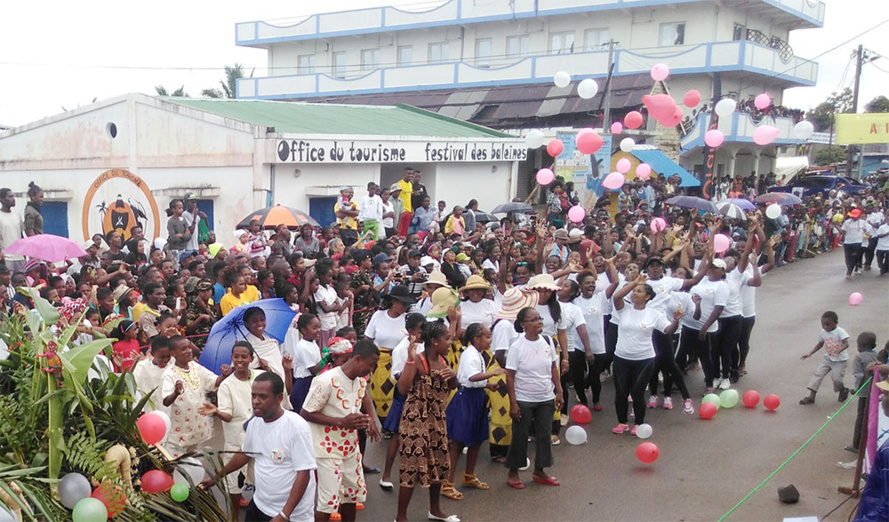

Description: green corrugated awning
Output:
[166,98,511,138]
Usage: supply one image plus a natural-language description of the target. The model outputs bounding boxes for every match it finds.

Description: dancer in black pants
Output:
[841,210,865,279]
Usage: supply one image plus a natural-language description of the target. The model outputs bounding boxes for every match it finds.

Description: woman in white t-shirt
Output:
[505,307,563,489]
[555,279,591,423]
[841,210,865,278]
[572,265,618,411]
[610,274,683,435]
[458,275,497,333]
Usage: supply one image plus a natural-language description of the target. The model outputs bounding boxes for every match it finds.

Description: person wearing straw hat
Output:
[415,270,450,315]
[459,275,496,332]
[366,285,417,425]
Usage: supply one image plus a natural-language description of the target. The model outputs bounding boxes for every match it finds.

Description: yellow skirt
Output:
[369,348,394,420]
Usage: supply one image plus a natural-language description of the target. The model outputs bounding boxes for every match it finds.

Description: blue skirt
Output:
[382,390,407,432]
[445,386,489,446]
[290,376,313,413]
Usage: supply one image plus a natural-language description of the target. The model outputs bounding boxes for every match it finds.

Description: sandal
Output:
[461,474,490,490]
[531,475,561,486]
[799,397,815,405]
[441,482,464,501]
[506,477,524,490]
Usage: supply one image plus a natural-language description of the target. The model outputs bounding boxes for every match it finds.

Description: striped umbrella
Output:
[715,201,747,220]
[236,205,319,230]
[721,198,756,211]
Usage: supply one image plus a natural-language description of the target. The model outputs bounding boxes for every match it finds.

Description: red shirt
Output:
[112,338,141,372]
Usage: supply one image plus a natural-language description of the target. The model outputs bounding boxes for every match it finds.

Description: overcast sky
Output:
[1,0,887,127]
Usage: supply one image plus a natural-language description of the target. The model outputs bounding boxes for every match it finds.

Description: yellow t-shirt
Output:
[397,179,413,213]
[220,290,256,316]
[334,200,359,231]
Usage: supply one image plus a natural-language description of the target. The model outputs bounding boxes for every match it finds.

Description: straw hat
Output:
[460,275,491,292]
[424,270,451,289]
[495,288,539,320]
[876,380,889,392]
[526,273,559,291]
[427,287,460,318]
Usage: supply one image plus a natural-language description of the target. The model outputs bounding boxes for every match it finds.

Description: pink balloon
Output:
[624,111,644,130]
[576,131,604,154]
[636,163,652,178]
[650,63,670,82]
[683,89,701,108]
[642,94,677,121]
[576,127,594,138]
[568,205,586,223]
[713,234,731,254]
[602,172,625,190]
[616,158,632,174]
[546,139,564,157]
[610,121,623,134]
[536,168,555,186]
[849,292,863,306]
[704,129,724,148]
[754,93,771,110]
[752,125,780,146]
[659,105,684,127]
[650,217,667,233]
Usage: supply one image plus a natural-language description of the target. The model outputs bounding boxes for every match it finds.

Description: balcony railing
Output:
[681,112,806,152]
[235,0,824,46]
[236,41,817,100]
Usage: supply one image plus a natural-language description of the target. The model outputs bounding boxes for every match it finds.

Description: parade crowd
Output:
[0,167,888,522]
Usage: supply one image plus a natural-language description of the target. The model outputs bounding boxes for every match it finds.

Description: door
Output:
[195,200,215,232]
[41,201,69,237]
[309,197,338,228]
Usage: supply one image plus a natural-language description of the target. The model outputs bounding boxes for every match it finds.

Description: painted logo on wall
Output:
[81,169,160,242]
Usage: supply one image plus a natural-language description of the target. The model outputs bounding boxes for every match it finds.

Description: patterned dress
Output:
[349,270,376,339]
[399,355,450,488]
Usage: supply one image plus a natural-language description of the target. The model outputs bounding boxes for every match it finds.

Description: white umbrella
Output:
[715,201,746,221]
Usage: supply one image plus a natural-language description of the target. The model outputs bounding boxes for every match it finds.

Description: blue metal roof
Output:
[631,146,700,187]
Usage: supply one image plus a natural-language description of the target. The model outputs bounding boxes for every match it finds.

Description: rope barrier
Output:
[717,376,873,522]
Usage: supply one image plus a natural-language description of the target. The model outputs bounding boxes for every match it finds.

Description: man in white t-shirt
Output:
[182,193,206,252]
[841,209,865,278]
[202,372,317,522]
[873,215,889,275]
[0,188,24,273]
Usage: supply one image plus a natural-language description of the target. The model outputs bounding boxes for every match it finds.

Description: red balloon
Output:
[576,131,603,155]
[642,94,676,121]
[137,412,166,445]
[699,402,718,419]
[570,404,592,424]
[624,111,644,130]
[546,139,564,158]
[141,470,174,494]
[742,390,761,408]
[636,442,659,463]
[92,482,126,517]
[763,394,780,411]
[683,89,701,108]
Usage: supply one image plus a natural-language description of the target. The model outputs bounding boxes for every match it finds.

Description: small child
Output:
[287,313,322,412]
[800,310,850,405]
[334,279,353,331]
[110,320,141,372]
[848,332,879,452]
[133,336,172,412]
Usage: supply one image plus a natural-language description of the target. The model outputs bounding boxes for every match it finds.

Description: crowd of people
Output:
[0,165,888,521]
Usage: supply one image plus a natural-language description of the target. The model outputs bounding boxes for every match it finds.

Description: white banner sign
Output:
[807,132,836,145]
[276,139,527,164]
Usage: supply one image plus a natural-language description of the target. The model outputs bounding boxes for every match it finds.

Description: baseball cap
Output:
[408,249,422,258]
[711,258,727,270]
[372,253,390,265]
[184,192,197,201]
[455,253,470,262]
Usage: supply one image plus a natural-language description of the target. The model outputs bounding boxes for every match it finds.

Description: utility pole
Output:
[602,39,615,131]
[847,44,870,178]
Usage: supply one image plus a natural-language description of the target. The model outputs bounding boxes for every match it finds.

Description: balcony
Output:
[235,0,823,47]
[236,41,817,100]
[680,112,805,152]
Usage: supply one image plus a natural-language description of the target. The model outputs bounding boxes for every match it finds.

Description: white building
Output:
[0,94,524,242]
[234,0,823,189]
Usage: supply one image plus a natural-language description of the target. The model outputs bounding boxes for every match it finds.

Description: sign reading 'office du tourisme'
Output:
[276,139,527,164]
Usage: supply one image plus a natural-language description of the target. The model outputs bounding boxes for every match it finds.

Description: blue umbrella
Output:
[665,195,719,214]
[198,298,296,374]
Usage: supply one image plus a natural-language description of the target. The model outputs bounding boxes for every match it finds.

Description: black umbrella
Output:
[474,210,499,224]
[665,196,719,214]
[492,202,534,214]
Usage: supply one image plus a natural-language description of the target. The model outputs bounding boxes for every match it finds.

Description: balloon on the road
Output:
[699,402,718,419]
[635,423,653,439]
[849,292,863,306]
[742,390,761,408]
[565,425,587,445]
[763,394,781,411]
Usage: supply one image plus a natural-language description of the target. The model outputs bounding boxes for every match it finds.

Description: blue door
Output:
[196,200,215,232]
[41,201,69,237]
[309,197,338,228]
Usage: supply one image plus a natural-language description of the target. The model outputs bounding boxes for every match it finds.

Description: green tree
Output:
[155,85,188,97]
[200,63,254,99]
[806,88,854,132]
[865,95,889,113]
[813,145,846,165]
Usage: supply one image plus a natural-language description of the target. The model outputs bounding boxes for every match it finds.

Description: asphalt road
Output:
[358,249,889,522]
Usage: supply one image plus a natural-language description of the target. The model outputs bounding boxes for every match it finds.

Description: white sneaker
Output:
[683,399,695,415]
[719,378,731,390]
[647,396,658,409]
[663,397,673,410]
[560,416,569,427]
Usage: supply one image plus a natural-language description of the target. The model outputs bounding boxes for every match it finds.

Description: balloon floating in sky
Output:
[546,139,564,158]
[576,131,604,154]
[525,130,544,148]
[704,129,724,148]
[715,98,737,118]
[602,172,625,190]
[765,204,782,219]
[792,120,815,140]
[554,71,571,88]
[683,89,701,108]
[619,137,636,153]
[610,121,623,134]
[616,158,632,174]
[568,205,586,224]
[624,111,644,130]
[636,163,652,179]
[650,217,667,233]
[753,125,780,146]
[577,78,599,99]
[754,93,771,110]
[536,168,555,186]
[650,63,670,82]
[713,234,731,254]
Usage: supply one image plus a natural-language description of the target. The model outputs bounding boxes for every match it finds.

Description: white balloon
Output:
[635,423,653,439]
[577,78,599,99]
[765,204,782,219]
[792,120,815,140]
[0,506,13,522]
[59,473,92,509]
[524,130,545,149]
[715,98,737,119]
[619,138,636,153]
[554,71,571,88]
[565,425,588,445]
[173,456,206,485]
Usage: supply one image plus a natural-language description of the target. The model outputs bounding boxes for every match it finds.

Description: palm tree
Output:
[155,85,189,97]
[211,63,253,98]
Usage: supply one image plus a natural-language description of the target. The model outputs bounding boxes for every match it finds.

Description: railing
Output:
[237,41,817,100]
[680,112,806,151]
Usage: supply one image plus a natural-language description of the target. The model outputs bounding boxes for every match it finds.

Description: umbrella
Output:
[665,196,719,214]
[4,234,87,263]
[237,204,319,230]
[720,198,756,211]
[715,201,746,221]
[474,210,499,224]
[492,202,534,214]
[755,193,803,206]
[198,298,296,374]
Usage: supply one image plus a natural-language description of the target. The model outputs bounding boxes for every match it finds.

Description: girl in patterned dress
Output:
[395,321,459,522]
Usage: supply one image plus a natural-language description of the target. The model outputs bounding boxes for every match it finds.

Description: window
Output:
[659,22,686,46]
[332,52,347,78]
[397,45,413,66]
[475,38,492,67]
[360,48,380,71]
[506,35,529,59]
[584,29,610,52]
[732,24,745,41]
[549,31,575,54]
[297,54,316,74]
[428,42,449,63]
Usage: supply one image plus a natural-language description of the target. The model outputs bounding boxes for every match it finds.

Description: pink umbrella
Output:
[4,235,87,263]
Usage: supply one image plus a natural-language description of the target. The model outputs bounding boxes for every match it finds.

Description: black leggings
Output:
[844,243,862,275]
[613,356,656,425]
[877,250,889,275]
[864,237,878,268]
[714,315,743,380]
[586,351,612,404]
[677,327,716,387]
[738,316,756,368]
[649,330,690,400]
[567,350,590,406]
